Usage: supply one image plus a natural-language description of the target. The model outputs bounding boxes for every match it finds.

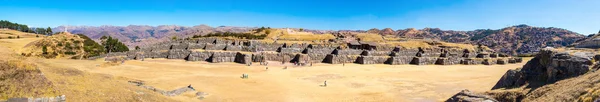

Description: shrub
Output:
[42,46,48,54]
[7,36,13,39]
[64,51,76,55]
[192,32,267,39]
[77,34,105,58]
[17,36,20,39]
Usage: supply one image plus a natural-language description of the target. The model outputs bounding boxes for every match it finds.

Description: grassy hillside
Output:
[0,31,176,101]
[0,29,43,39]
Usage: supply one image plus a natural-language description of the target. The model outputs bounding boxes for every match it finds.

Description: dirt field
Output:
[0,36,532,102]
[40,57,530,102]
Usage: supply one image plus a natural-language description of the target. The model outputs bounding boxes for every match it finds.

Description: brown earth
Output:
[40,58,531,102]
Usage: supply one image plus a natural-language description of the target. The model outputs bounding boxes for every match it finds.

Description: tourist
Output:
[188,84,195,90]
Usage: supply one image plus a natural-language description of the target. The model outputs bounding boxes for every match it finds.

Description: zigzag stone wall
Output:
[97,38,523,65]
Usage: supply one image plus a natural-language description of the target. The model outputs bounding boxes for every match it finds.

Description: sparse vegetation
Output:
[171,36,177,41]
[42,46,48,54]
[100,36,129,53]
[193,32,267,39]
[64,51,76,55]
[77,34,105,58]
[0,60,58,100]
[470,29,498,41]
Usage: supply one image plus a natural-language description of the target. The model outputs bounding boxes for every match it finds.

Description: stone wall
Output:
[356,56,389,64]
[96,38,521,66]
[6,95,66,102]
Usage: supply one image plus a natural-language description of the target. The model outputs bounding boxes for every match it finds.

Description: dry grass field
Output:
[0,29,43,39]
[39,58,530,102]
[0,37,176,102]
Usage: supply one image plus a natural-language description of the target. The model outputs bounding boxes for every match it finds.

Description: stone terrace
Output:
[98,38,523,65]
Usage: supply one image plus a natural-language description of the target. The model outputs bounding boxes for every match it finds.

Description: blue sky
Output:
[1,0,599,34]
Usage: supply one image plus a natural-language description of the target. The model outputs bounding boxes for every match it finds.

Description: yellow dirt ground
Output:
[41,57,530,102]
[0,37,176,102]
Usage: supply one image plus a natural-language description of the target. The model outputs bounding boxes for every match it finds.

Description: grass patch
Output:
[0,60,58,100]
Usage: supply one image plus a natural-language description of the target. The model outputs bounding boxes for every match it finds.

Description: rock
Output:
[436,57,461,65]
[7,95,66,102]
[492,48,595,89]
[445,89,498,102]
[482,59,496,65]
[196,92,209,100]
[496,58,508,65]
[355,56,388,64]
[461,58,482,65]
[491,68,525,89]
[387,56,413,65]
[410,57,438,65]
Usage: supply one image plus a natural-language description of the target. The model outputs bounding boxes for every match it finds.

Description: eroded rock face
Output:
[447,47,600,102]
[493,48,594,90]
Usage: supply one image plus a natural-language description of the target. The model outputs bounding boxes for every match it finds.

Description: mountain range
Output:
[54,24,587,55]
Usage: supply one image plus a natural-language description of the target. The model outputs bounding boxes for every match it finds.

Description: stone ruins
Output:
[96,37,523,65]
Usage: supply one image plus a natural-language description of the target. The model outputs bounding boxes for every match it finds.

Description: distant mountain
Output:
[385,24,585,55]
[56,24,586,55]
[54,25,256,47]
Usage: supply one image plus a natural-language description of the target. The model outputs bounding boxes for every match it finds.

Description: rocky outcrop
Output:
[493,48,594,90]
[447,47,600,102]
[7,95,66,102]
[445,89,498,102]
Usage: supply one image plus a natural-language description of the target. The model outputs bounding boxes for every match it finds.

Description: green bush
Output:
[192,32,267,39]
[100,36,129,53]
[64,51,76,55]
[77,34,105,58]
[42,46,48,54]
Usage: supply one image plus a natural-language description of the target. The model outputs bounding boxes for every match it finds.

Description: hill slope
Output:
[389,25,585,55]
[58,24,585,55]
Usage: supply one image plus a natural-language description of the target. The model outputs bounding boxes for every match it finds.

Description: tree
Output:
[77,34,105,58]
[171,36,177,41]
[265,29,271,34]
[135,46,140,50]
[46,27,52,35]
[299,28,304,32]
[100,36,129,53]
[42,46,48,54]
